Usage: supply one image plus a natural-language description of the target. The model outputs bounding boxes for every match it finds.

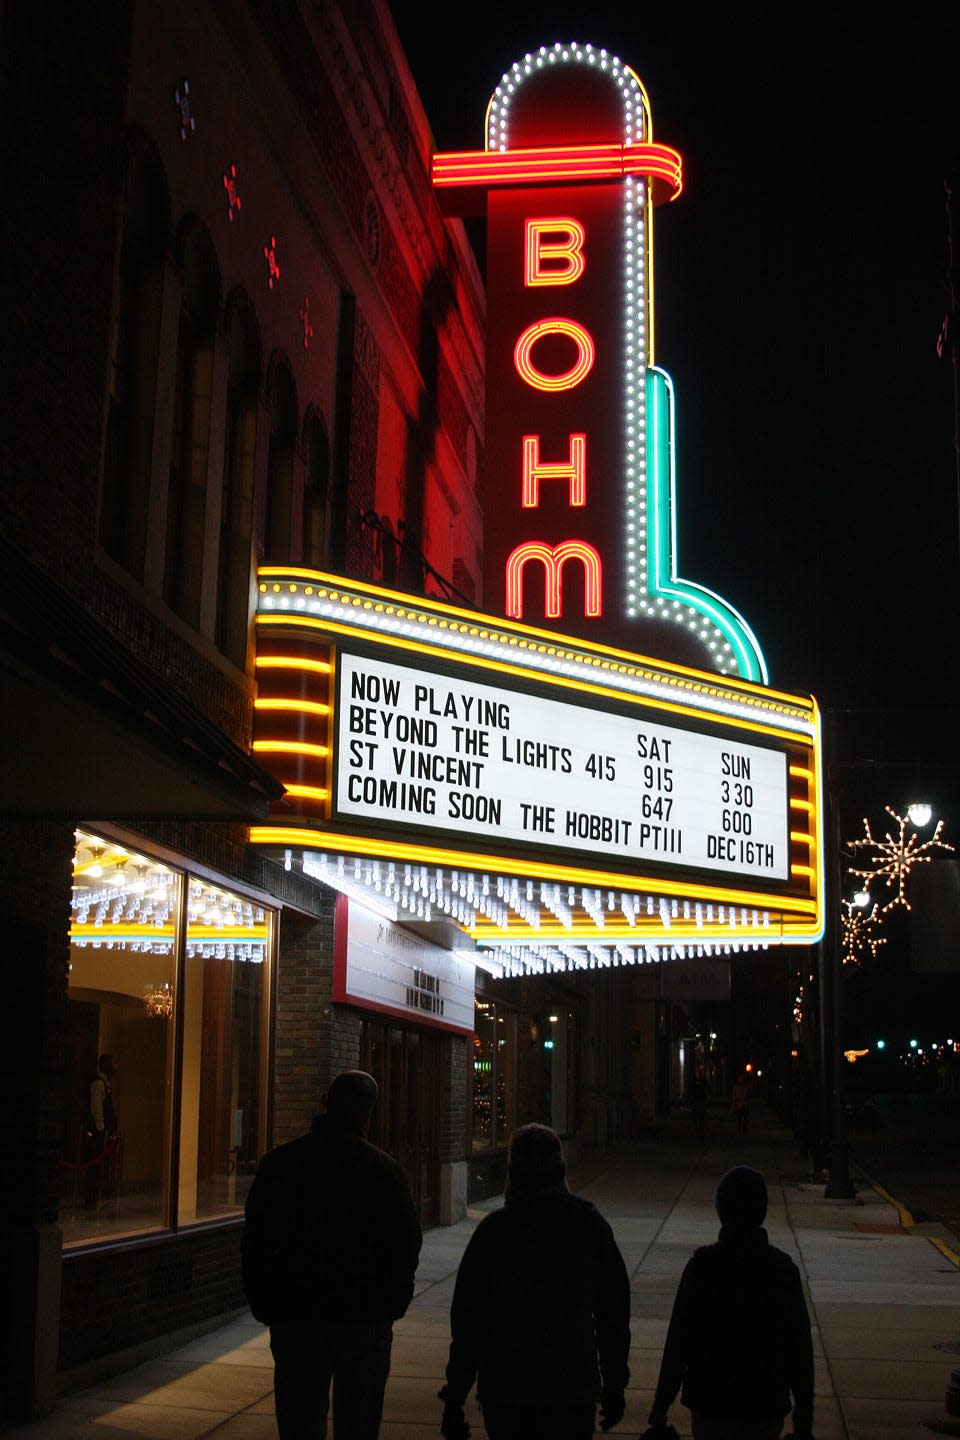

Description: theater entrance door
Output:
[359,1019,442,1228]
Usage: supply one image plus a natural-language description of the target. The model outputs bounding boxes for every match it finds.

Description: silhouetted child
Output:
[643,1165,814,1440]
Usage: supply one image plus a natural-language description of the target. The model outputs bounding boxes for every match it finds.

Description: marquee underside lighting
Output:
[248,834,822,975]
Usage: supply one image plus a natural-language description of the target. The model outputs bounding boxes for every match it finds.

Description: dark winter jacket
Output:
[652,1226,813,1428]
[241,1114,422,1327]
[444,1186,630,1408]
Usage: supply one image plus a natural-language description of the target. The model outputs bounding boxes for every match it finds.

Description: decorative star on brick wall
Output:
[223,164,242,222]
[300,297,314,349]
[173,81,196,140]
[263,235,280,289]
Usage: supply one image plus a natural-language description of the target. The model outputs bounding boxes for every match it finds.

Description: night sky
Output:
[390,6,960,1041]
[391,4,960,784]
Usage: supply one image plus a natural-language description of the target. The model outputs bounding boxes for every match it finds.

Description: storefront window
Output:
[472,1002,494,1150]
[62,830,272,1246]
[472,999,516,1151]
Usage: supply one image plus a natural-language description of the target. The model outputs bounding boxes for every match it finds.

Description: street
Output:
[847,1090,960,1243]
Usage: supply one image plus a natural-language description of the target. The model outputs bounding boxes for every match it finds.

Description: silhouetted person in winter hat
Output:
[716,1163,768,1228]
[643,1165,815,1440]
[441,1123,631,1440]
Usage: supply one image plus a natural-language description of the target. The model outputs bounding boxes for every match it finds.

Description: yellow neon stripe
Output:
[790,832,815,846]
[790,865,815,878]
[71,922,175,941]
[478,922,823,948]
[248,826,819,915]
[253,740,330,758]
[253,697,331,716]
[256,655,332,675]
[188,924,270,940]
[471,918,778,941]
[790,799,814,813]
[256,567,816,713]
[70,923,268,942]
[780,920,825,941]
[282,784,331,802]
[789,765,813,780]
[256,614,814,747]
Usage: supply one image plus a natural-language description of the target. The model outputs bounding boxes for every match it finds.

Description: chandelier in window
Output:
[142,981,173,1019]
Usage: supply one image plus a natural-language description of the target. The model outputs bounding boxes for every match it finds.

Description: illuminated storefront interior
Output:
[64,830,273,1245]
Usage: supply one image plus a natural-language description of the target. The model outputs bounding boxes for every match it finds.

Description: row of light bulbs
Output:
[488,43,646,152]
[483,45,745,677]
[258,582,813,734]
[300,849,772,947]
[494,939,769,977]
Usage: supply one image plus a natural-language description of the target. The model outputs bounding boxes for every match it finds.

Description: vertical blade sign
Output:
[432,42,767,683]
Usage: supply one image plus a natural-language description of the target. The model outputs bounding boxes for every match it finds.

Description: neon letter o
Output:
[514,318,596,393]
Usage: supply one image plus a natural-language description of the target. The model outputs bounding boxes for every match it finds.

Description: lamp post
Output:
[822,734,855,1198]
[825,795,939,1197]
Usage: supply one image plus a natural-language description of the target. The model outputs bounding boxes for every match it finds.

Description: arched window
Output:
[100,135,168,578]
[164,221,220,627]
[302,412,330,569]
[263,362,297,562]
[216,295,261,666]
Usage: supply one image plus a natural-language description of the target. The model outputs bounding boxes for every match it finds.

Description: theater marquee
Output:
[250,569,824,975]
[337,650,789,881]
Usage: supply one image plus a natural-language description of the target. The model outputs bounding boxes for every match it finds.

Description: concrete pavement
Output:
[8,1101,960,1439]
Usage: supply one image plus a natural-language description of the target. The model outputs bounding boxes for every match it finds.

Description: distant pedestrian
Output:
[440,1123,630,1440]
[642,1165,814,1440]
[732,1073,751,1134]
[242,1070,422,1440]
[691,1070,709,1132]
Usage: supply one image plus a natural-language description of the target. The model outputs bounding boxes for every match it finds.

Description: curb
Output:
[856,1170,960,1269]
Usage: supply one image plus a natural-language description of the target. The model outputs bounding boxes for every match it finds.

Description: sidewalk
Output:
[8,1102,960,1438]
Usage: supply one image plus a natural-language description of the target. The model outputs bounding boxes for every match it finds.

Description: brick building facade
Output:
[0,0,489,1421]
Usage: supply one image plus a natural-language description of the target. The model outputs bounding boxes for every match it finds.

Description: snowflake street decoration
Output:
[840,899,886,966]
[847,806,954,914]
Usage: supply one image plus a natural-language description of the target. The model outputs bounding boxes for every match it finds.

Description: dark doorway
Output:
[359,1020,441,1227]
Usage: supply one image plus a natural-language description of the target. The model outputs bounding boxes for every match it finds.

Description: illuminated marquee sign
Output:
[251,570,824,968]
[336,650,789,882]
[433,42,767,683]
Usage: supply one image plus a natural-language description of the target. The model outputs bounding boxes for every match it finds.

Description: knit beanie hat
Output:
[506,1123,566,1196]
[715,1165,768,1228]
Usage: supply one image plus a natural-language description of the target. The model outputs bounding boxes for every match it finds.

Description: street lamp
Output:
[821,719,856,1198]
[908,802,933,828]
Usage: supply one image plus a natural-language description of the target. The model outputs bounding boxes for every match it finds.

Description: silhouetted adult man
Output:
[243,1070,421,1439]
[440,1123,630,1440]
